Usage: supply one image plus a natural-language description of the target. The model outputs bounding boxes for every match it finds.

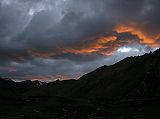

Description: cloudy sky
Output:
[0,0,159,81]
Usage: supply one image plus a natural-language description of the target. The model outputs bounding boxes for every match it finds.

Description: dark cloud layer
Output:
[0,0,159,81]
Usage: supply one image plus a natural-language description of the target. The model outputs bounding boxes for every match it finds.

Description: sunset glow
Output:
[0,0,159,81]
[28,48,55,59]
[62,36,117,55]
[114,24,160,47]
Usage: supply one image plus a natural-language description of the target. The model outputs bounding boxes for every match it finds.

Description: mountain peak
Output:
[152,48,160,56]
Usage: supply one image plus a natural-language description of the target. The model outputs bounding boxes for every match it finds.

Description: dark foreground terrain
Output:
[0,97,160,119]
[0,49,160,119]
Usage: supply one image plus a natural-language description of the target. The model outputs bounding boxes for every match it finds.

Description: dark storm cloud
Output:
[0,0,159,80]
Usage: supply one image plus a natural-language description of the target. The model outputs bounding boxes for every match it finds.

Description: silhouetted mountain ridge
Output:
[0,48,160,100]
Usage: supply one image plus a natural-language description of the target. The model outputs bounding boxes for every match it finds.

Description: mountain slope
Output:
[67,49,160,99]
[0,77,20,99]
[44,49,160,99]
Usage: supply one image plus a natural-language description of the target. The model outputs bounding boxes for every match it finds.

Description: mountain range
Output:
[0,48,160,100]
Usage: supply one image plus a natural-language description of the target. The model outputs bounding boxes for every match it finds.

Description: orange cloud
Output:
[23,24,160,60]
[28,48,55,59]
[114,24,160,47]
[62,36,117,56]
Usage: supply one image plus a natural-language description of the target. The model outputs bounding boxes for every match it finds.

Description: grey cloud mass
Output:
[0,0,159,81]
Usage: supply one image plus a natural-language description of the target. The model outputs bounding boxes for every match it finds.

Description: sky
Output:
[0,0,159,81]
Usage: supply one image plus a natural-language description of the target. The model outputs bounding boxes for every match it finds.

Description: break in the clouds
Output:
[0,0,159,81]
